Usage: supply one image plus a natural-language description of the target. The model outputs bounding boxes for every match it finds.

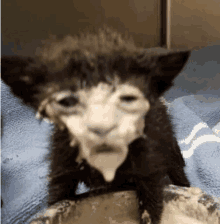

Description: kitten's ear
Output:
[149,50,190,97]
[1,55,46,107]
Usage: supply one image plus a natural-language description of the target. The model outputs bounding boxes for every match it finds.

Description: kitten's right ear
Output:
[1,55,46,107]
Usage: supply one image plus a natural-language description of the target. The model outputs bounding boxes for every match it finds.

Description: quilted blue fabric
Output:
[167,95,220,199]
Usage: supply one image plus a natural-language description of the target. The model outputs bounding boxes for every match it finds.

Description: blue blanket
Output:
[167,95,220,198]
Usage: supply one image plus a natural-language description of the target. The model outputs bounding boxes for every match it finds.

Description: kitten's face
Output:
[38,75,150,182]
[1,35,190,182]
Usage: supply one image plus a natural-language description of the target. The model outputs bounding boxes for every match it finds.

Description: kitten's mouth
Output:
[84,143,128,182]
[92,144,119,155]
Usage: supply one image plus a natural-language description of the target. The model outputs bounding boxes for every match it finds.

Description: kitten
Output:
[1,27,190,224]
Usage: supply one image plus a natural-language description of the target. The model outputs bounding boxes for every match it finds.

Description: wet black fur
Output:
[2,28,190,224]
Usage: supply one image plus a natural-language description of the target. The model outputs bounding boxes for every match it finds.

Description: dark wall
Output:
[171,0,220,50]
[2,0,160,54]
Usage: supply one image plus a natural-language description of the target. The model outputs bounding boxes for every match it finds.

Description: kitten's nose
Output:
[88,125,116,137]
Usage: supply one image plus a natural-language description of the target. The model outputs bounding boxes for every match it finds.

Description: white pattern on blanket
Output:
[167,95,220,198]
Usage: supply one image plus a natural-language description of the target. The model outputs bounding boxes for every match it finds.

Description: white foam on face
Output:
[44,81,150,182]
[88,152,126,182]
[102,169,116,182]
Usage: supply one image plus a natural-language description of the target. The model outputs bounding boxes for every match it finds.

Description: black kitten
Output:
[1,27,190,224]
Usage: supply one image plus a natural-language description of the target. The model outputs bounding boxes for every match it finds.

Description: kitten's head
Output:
[1,27,190,182]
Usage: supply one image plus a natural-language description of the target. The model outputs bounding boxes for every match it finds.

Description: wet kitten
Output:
[1,27,190,224]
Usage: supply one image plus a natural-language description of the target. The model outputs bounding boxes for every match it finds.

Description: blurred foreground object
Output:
[30,186,220,224]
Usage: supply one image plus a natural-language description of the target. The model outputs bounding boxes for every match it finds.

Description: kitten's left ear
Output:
[1,55,46,108]
[149,50,191,97]
[1,55,35,85]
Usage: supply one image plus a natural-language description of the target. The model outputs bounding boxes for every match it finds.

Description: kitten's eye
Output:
[120,95,137,102]
[57,96,79,107]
